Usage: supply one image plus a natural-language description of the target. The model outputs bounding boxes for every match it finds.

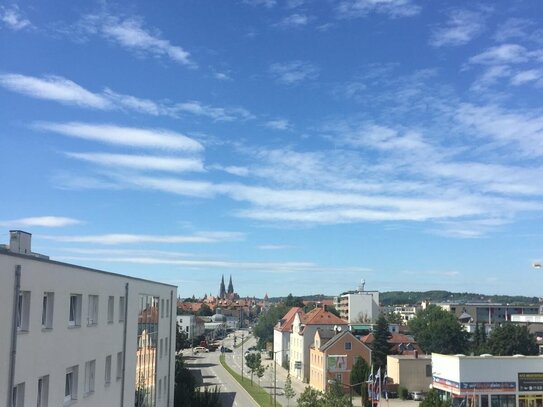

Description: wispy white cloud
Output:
[430,9,486,47]
[494,18,543,44]
[79,14,194,66]
[510,69,543,86]
[336,0,421,19]
[209,165,250,177]
[276,14,311,28]
[35,122,204,152]
[0,73,253,121]
[257,244,292,250]
[42,231,244,245]
[0,74,111,109]
[213,72,232,81]
[242,0,276,8]
[173,101,254,122]
[0,5,32,30]
[0,216,82,228]
[469,44,530,65]
[265,119,291,130]
[269,61,319,85]
[65,152,205,173]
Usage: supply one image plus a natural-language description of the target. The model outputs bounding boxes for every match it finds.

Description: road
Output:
[184,337,259,407]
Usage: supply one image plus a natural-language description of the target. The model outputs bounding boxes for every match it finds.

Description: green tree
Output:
[176,321,190,352]
[326,305,341,318]
[384,311,404,325]
[284,373,297,407]
[297,386,324,407]
[245,352,263,385]
[174,355,196,406]
[322,384,350,407]
[193,386,221,406]
[350,357,370,396]
[420,389,451,407]
[372,315,390,368]
[285,293,305,308]
[253,304,289,349]
[408,305,469,354]
[485,323,538,355]
[198,303,213,316]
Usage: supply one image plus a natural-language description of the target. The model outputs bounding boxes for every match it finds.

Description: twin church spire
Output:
[219,274,234,299]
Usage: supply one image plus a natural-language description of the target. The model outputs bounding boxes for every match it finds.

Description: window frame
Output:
[105,355,112,385]
[107,296,114,324]
[68,294,82,327]
[64,365,78,405]
[16,291,31,332]
[119,297,125,322]
[37,375,49,407]
[42,292,54,330]
[87,295,99,326]
[84,360,96,396]
[12,382,25,407]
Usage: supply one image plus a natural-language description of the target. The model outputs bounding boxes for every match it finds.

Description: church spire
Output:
[227,275,234,294]
[219,274,226,299]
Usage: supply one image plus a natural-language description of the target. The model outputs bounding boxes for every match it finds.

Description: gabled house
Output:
[362,332,423,356]
[289,307,348,383]
[273,307,304,367]
[310,329,372,392]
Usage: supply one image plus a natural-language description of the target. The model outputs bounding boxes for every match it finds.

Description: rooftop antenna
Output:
[358,279,365,293]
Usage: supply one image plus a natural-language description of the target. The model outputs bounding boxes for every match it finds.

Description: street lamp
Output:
[272,349,287,407]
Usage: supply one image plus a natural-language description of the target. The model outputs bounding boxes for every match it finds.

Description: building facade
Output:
[176,315,205,343]
[335,290,380,324]
[432,353,543,407]
[1,231,176,407]
[273,307,304,368]
[387,354,432,393]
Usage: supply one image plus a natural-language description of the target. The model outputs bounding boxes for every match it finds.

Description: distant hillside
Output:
[268,291,539,306]
[380,291,539,306]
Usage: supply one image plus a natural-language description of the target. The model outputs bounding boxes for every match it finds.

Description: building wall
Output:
[338,292,380,323]
[309,347,326,391]
[1,249,176,407]
[388,355,432,392]
[273,329,290,367]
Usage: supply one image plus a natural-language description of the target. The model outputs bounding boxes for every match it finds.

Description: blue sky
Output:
[1,0,543,299]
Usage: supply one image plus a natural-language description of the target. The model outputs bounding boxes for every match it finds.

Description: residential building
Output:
[290,307,348,383]
[273,307,304,367]
[310,329,372,392]
[176,315,205,343]
[427,301,539,325]
[1,230,176,407]
[432,353,543,407]
[362,332,423,357]
[387,354,432,393]
[335,282,380,323]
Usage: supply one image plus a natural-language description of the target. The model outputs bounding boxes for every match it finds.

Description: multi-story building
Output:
[176,314,205,344]
[387,354,432,393]
[335,285,380,324]
[1,230,176,407]
[310,329,372,392]
[273,307,304,367]
[427,301,539,325]
[289,306,347,383]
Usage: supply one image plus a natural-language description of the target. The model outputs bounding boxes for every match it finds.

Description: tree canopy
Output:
[408,305,469,354]
[372,315,391,368]
[485,323,538,356]
[253,303,289,348]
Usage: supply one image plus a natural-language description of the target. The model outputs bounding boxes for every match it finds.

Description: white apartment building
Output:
[176,315,205,343]
[335,287,380,324]
[1,230,176,407]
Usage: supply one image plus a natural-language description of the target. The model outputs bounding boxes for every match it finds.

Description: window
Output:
[119,297,125,322]
[160,338,163,358]
[164,375,168,399]
[42,292,54,330]
[84,360,95,396]
[344,342,352,350]
[16,291,30,332]
[165,337,169,357]
[37,376,49,407]
[105,355,112,385]
[87,295,99,326]
[116,352,123,380]
[12,382,25,407]
[107,296,114,323]
[425,364,432,377]
[158,379,162,400]
[161,299,164,318]
[64,366,78,405]
[166,299,170,317]
[69,294,82,327]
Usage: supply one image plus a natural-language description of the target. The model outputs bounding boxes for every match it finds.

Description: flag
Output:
[384,370,388,401]
[374,368,381,401]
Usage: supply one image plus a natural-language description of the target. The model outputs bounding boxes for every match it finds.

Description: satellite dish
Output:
[337,326,342,332]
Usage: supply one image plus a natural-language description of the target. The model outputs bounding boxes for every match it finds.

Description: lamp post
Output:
[241,330,245,382]
[272,349,286,407]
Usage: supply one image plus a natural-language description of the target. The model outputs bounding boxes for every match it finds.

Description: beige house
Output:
[387,354,432,393]
[290,307,348,383]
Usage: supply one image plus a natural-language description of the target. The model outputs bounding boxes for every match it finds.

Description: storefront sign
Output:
[519,373,543,392]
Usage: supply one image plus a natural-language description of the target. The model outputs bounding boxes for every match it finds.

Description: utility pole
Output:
[241,331,244,381]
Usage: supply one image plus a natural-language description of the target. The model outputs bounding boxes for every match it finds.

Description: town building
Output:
[290,306,348,383]
[1,230,176,407]
[310,329,372,392]
[387,354,432,393]
[432,353,543,407]
[335,281,380,323]
[273,307,304,368]
[427,301,539,325]
[176,314,205,344]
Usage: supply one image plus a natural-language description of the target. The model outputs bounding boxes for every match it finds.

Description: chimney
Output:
[9,230,32,254]
[414,350,418,359]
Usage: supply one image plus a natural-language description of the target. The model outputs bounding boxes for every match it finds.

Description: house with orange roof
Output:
[310,329,372,392]
[290,306,348,383]
[362,332,423,357]
[273,307,304,367]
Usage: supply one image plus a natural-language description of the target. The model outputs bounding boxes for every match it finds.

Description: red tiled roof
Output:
[303,307,346,325]
[275,307,304,332]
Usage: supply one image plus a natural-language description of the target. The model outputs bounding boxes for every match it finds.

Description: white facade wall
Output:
[1,247,176,407]
[273,329,290,367]
[176,315,205,341]
[344,291,380,323]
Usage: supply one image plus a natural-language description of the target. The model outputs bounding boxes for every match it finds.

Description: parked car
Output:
[220,346,233,353]
[410,391,425,401]
[193,346,209,353]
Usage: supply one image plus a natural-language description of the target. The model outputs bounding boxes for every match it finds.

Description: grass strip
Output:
[220,354,282,407]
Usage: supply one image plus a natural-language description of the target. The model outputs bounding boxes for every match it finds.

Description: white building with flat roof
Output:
[1,230,176,407]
